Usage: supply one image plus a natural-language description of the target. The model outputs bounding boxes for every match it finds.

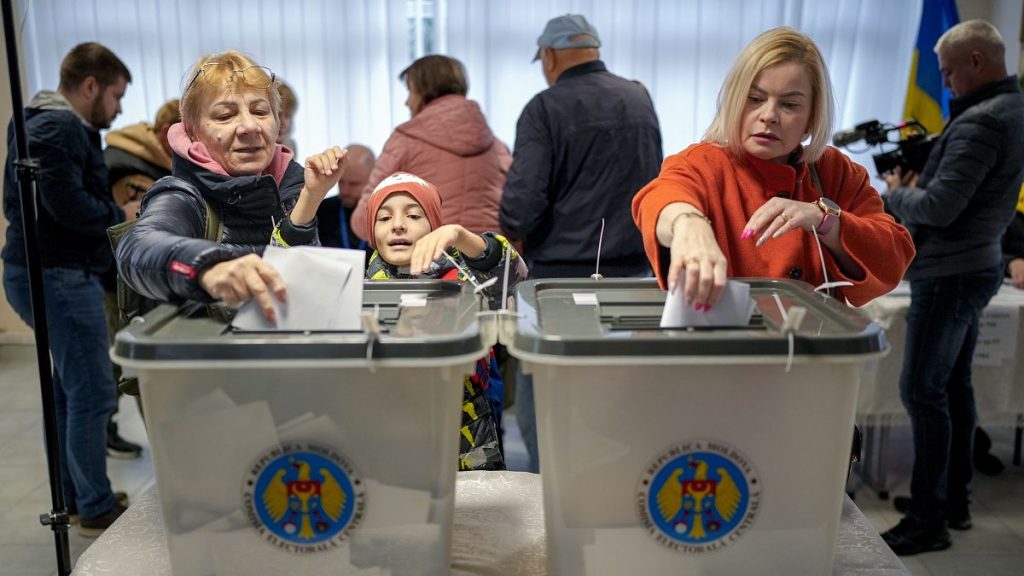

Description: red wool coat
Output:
[632,143,915,306]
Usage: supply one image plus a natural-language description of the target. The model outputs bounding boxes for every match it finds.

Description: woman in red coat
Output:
[632,27,914,308]
[352,55,510,240]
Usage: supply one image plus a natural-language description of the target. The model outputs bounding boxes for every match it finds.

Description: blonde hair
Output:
[179,51,280,136]
[153,98,180,130]
[704,27,834,164]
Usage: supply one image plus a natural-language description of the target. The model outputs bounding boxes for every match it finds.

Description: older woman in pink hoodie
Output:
[351,55,511,240]
[115,50,345,323]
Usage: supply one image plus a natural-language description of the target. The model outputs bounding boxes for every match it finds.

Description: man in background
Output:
[883,20,1024,555]
[2,42,134,536]
[500,14,661,279]
[499,14,662,472]
[316,144,374,259]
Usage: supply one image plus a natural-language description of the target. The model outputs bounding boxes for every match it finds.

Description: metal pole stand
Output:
[1,2,73,574]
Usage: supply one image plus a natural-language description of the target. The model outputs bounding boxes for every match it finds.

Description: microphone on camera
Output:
[832,120,883,147]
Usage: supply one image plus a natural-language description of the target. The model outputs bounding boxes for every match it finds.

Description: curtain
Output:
[446,0,923,183]
[15,0,921,181]
[16,0,410,155]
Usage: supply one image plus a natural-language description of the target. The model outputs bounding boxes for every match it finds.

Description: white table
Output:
[858,282,1024,421]
[856,282,1024,496]
[73,471,907,576]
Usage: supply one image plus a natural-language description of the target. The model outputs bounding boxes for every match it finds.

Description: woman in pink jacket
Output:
[352,55,511,239]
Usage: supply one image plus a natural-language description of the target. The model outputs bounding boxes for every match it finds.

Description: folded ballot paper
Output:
[232,245,365,331]
[660,279,756,328]
[160,387,441,575]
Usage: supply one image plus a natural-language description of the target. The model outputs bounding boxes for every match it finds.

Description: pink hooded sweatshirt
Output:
[167,123,294,185]
[352,94,511,240]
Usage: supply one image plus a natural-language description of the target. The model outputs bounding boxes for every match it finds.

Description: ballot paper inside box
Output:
[143,370,462,576]
[112,281,487,576]
[508,278,888,576]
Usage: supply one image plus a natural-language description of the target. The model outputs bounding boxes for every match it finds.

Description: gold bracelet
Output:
[671,211,712,228]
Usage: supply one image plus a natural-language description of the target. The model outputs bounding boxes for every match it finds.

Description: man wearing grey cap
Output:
[500,14,662,472]
[500,14,662,281]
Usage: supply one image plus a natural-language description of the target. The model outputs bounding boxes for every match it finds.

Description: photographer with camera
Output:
[881,20,1024,556]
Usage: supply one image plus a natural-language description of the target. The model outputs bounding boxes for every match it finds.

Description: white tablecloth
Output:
[858,282,1024,421]
[73,471,906,576]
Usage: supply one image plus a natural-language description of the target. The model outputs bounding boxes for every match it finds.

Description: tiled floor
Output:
[849,421,1024,575]
[1,342,1023,575]
[0,344,153,576]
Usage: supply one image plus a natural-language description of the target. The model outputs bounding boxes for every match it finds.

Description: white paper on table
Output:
[660,279,755,328]
[997,280,1024,300]
[232,245,365,331]
[972,303,1019,367]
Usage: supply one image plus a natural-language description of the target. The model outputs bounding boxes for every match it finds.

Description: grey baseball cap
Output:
[532,14,601,62]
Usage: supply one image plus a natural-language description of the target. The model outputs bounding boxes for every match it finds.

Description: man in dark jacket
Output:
[316,143,374,258]
[2,42,133,536]
[499,14,662,473]
[500,13,662,279]
[883,20,1024,555]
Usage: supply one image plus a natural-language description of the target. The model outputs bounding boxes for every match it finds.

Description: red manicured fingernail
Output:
[741,229,754,240]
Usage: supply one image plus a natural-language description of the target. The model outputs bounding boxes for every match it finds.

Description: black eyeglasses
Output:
[184,62,276,94]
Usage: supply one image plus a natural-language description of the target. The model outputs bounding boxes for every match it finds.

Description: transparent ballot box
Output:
[506,278,887,576]
[112,281,487,576]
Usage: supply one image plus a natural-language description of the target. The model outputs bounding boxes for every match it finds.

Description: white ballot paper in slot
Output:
[660,279,756,328]
[233,245,365,331]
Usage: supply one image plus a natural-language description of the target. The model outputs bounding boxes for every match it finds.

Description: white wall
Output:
[957,0,1023,77]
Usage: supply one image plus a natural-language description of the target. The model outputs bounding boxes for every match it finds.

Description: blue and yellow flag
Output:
[903,0,960,134]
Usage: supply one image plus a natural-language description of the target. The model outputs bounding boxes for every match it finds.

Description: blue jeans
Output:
[899,267,1002,526]
[4,264,117,518]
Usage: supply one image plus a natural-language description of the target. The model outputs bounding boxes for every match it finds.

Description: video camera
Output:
[832,120,935,175]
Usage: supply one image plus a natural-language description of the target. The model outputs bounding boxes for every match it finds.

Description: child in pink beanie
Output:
[365,172,528,470]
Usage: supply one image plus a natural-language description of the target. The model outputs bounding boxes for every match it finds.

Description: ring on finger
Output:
[780,213,790,222]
